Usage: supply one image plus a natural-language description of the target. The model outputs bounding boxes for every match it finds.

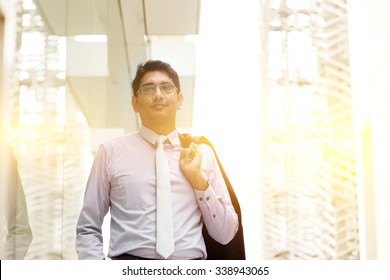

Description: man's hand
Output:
[179,143,208,190]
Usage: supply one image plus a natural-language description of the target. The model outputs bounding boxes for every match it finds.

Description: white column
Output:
[193,0,263,259]
[348,0,390,260]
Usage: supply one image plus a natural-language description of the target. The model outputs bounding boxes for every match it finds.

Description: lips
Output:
[151,103,167,109]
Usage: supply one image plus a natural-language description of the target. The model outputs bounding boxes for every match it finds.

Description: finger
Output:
[188,146,202,162]
[188,143,199,158]
[180,148,193,162]
[189,142,199,151]
[180,148,189,160]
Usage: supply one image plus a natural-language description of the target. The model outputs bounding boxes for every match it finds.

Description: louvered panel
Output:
[312,0,359,260]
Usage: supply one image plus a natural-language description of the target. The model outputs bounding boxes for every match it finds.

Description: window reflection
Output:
[9,0,92,259]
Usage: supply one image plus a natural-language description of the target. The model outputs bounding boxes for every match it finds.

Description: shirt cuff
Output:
[194,184,219,210]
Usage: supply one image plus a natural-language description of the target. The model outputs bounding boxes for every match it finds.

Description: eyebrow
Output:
[140,82,172,87]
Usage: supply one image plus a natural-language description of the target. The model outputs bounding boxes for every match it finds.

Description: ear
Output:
[177,92,184,110]
[132,95,139,113]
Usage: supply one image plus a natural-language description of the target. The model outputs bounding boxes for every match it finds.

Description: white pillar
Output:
[348,0,390,260]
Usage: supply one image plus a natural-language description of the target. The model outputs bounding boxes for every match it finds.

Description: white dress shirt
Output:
[76,126,238,259]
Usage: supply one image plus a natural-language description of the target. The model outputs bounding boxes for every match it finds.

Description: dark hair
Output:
[131,60,181,96]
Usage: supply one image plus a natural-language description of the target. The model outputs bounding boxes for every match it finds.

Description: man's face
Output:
[132,70,183,131]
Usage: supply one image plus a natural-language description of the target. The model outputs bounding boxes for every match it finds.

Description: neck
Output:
[143,123,176,136]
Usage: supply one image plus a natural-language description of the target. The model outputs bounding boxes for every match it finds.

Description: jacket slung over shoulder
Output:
[179,133,246,260]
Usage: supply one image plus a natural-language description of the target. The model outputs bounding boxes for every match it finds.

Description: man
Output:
[76,60,238,260]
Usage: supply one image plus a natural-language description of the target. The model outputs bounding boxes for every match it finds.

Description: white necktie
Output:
[155,135,175,259]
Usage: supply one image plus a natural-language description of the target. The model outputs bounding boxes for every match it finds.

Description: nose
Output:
[154,86,163,98]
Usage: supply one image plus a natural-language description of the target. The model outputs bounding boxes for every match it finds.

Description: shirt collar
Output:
[139,125,180,146]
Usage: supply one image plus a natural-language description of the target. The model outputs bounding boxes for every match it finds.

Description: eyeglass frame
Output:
[136,83,179,96]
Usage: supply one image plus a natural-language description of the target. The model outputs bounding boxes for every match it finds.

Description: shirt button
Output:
[213,214,216,218]
[206,196,210,201]
[199,197,203,201]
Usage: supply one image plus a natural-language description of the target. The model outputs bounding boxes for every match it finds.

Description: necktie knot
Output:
[156,135,168,147]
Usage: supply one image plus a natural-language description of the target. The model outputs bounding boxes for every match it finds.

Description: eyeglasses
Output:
[137,84,178,96]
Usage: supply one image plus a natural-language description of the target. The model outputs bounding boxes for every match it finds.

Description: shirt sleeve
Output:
[76,145,111,260]
[193,144,239,245]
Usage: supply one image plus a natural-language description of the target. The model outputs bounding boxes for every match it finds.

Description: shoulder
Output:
[198,143,213,154]
[179,133,215,155]
[100,131,139,152]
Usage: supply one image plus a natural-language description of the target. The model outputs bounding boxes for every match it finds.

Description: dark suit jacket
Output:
[179,133,246,260]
